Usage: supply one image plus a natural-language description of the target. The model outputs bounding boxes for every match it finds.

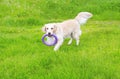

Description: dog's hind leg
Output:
[75,36,79,46]
[68,33,74,45]
[68,38,73,45]
[74,30,81,46]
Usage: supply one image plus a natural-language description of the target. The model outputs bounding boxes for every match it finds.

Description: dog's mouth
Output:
[48,33,52,37]
[48,34,52,37]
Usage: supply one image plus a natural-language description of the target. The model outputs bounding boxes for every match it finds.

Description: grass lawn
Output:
[0,0,120,79]
[0,21,120,79]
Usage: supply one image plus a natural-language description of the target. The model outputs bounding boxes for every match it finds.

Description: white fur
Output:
[42,12,93,51]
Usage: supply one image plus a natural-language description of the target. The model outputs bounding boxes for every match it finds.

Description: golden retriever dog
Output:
[42,12,93,51]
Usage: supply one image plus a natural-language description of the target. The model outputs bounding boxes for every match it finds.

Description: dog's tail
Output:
[75,12,93,25]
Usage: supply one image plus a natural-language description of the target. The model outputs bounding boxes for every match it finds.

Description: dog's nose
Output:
[48,32,51,35]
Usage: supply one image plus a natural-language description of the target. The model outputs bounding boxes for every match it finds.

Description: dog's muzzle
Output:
[48,33,52,37]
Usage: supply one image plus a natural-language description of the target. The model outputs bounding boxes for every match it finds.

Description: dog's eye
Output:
[46,28,48,30]
[51,28,53,30]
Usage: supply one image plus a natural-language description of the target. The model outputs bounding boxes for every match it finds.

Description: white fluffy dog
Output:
[42,12,93,51]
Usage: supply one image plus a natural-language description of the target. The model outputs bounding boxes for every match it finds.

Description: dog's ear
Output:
[53,24,57,33]
[41,26,46,32]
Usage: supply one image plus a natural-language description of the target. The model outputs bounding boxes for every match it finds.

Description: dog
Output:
[42,12,93,51]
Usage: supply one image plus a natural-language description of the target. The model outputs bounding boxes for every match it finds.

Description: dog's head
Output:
[42,23,57,36]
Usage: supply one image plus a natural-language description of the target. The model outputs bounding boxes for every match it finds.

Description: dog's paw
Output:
[54,48,58,51]
[68,39,72,45]
[68,43,71,45]
[68,41,72,45]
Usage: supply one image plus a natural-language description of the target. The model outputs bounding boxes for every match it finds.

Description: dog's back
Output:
[59,19,79,37]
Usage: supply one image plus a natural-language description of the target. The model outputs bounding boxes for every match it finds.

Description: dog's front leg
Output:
[54,38,63,51]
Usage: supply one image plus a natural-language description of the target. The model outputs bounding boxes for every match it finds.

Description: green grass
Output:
[0,21,120,79]
[0,0,120,26]
[0,0,120,79]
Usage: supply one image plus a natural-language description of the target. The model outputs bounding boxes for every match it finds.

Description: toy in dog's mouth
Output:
[42,34,58,46]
